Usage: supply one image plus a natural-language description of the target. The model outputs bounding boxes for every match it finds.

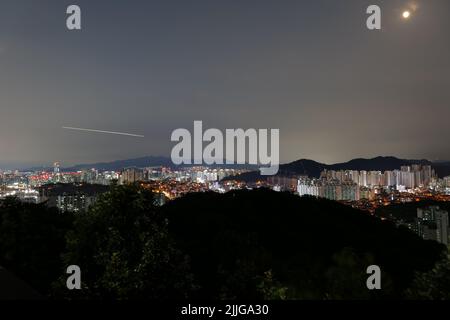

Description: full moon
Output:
[402,11,411,19]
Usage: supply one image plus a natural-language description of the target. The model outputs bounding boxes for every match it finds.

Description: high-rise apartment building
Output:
[417,206,449,246]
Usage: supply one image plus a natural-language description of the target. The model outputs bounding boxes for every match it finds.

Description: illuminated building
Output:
[120,167,144,184]
[417,206,449,245]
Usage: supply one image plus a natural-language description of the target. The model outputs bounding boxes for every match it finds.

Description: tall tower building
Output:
[54,162,60,174]
[417,206,449,245]
[435,210,449,246]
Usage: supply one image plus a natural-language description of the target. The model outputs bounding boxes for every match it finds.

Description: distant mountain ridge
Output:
[63,156,173,172]
[224,156,450,182]
[22,156,450,178]
[34,156,257,172]
[282,156,431,176]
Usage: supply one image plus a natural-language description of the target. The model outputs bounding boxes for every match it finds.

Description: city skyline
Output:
[1,154,449,172]
[2,158,449,213]
[1,1,450,167]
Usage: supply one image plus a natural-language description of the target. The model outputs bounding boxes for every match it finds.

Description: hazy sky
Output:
[1,0,449,168]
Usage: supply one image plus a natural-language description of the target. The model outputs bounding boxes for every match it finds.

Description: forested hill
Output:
[161,189,446,299]
[224,156,450,182]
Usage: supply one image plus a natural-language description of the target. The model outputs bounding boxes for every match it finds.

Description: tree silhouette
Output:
[54,185,196,299]
[0,197,72,295]
[406,257,450,300]
[161,189,445,299]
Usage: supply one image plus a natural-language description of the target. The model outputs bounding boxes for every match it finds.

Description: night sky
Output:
[1,0,449,169]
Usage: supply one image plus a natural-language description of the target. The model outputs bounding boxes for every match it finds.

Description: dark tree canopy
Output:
[0,187,447,300]
[160,189,446,299]
[0,197,73,294]
[55,185,195,299]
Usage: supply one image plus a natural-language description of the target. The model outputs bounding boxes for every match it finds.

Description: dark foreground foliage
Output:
[0,186,448,299]
[161,189,446,299]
